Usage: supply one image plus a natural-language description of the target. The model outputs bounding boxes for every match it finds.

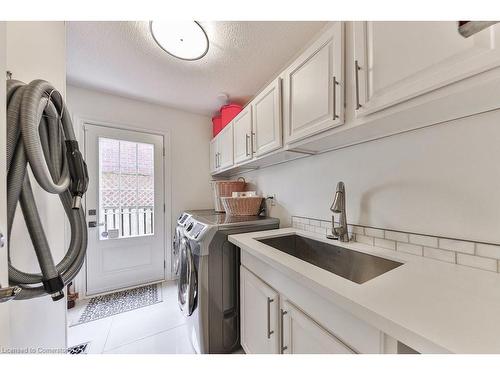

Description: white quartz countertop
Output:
[229,227,500,354]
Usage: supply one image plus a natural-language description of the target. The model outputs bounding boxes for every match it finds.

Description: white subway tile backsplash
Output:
[374,238,396,250]
[314,226,326,235]
[423,247,456,264]
[308,219,321,227]
[476,243,500,260]
[409,234,438,248]
[356,235,374,246]
[438,238,475,255]
[321,221,332,229]
[351,226,364,235]
[305,225,316,233]
[365,228,385,238]
[397,242,423,256]
[290,215,498,274]
[385,231,409,243]
[457,253,497,272]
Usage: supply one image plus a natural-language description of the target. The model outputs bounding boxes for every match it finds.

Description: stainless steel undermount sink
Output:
[258,234,403,284]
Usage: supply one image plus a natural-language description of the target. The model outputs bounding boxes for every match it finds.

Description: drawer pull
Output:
[267,297,274,339]
[280,309,288,353]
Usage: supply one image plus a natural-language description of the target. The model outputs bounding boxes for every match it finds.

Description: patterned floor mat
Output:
[74,284,162,325]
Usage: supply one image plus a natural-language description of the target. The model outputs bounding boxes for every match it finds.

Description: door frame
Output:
[71,115,172,299]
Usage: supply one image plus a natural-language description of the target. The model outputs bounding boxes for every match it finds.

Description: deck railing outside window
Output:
[102,206,154,237]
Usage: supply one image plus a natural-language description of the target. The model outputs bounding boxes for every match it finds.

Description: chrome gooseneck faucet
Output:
[327,181,349,242]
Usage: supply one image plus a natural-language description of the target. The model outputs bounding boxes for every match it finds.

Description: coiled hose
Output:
[6,79,88,301]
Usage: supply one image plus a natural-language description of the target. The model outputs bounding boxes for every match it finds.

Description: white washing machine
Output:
[177,210,279,354]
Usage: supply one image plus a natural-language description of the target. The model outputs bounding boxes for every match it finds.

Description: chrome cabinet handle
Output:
[267,297,275,339]
[333,76,339,120]
[251,132,257,153]
[245,134,250,156]
[280,308,288,353]
[354,60,362,110]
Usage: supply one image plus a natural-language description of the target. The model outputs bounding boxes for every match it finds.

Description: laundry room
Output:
[2,1,500,374]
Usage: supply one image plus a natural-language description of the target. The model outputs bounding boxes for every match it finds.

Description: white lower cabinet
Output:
[280,299,354,354]
[240,266,280,354]
[240,265,358,354]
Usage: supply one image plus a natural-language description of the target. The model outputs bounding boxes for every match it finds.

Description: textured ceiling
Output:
[67,21,326,115]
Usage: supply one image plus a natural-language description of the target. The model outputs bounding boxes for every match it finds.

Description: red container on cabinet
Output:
[212,115,222,137]
[221,104,242,127]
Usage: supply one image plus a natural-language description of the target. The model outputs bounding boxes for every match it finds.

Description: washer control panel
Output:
[184,219,207,240]
[177,213,191,226]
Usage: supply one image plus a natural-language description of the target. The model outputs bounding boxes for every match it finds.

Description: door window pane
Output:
[99,137,154,240]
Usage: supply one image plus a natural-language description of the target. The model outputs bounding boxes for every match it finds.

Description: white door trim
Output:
[70,115,173,299]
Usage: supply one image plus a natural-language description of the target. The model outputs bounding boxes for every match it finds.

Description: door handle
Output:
[333,76,339,120]
[251,132,257,153]
[267,297,275,339]
[354,60,362,110]
[88,221,105,228]
[280,308,288,353]
[245,134,250,156]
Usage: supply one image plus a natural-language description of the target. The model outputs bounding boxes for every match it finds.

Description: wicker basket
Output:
[212,177,246,212]
[221,196,263,216]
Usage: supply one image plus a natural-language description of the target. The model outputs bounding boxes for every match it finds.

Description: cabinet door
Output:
[283,22,344,144]
[281,299,354,354]
[252,78,282,157]
[240,266,280,354]
[233,107,253,164]
[218,122,234,170]
[209,137,218,173]
[353,21,500,116]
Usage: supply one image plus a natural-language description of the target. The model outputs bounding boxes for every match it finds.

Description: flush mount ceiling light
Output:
[150,21,209,61]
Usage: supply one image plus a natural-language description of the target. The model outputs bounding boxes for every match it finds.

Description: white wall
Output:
[6,21,67,350]
[66,85,213,275]
[244,107,500,245]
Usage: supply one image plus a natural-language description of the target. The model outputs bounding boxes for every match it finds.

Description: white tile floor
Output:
[67,281,195,354]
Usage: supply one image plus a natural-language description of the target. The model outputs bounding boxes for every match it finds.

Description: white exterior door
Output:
[84,124,165,296]
[353,21,500,116]
[281,299,354,354]
[240,266,280,354]
[252,78,282,157]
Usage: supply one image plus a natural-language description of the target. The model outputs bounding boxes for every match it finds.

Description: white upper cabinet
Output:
[353,21,500,116]
[281,299,355,354]
[251,77,282,157]
[209,137,218,173]
[283,22,345,144]
[233,106,253,164]
[217,122,234,170]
